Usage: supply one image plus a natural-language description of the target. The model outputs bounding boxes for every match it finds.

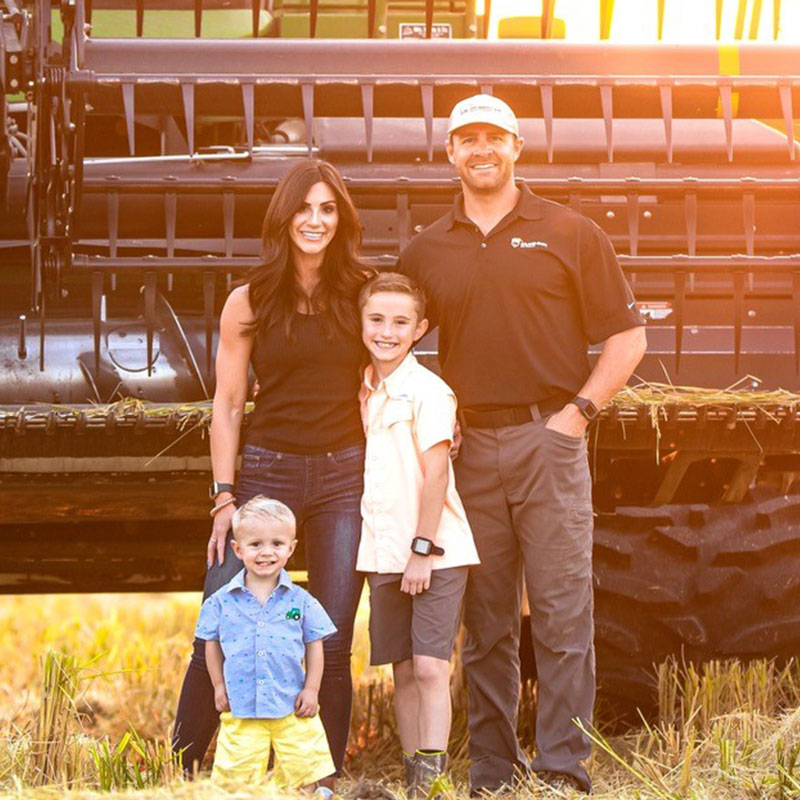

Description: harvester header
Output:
[0,0,799,643]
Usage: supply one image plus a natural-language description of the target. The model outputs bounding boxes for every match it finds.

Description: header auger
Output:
[1,0,800,715]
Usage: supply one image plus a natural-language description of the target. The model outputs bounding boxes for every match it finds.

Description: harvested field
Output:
[0,593,799,799]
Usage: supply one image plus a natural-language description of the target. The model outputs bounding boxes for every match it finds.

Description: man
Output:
[397,94,647,794]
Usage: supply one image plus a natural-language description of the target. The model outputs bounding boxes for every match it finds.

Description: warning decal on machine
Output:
[637,301,673,321]
[399,22,453,38]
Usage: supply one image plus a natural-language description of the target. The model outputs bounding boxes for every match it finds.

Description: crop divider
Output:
[301,82,314,155]
[182,83,195,155]
[625,181,639,256]
[241,83,255,150]
[91,271,103,377]
[420,82,434,162]
[659,82,673,163]
[672,270,686,373]
[144,271,157,377]
[599,83,613,162]
[733,268,745,373]
[360,82,374,162]
[121,83,135,156]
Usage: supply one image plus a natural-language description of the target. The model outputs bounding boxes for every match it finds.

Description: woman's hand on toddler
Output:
[207,502,237,568]
[401,554,433,595]
[294,687,319,717]
[213,684,230,713]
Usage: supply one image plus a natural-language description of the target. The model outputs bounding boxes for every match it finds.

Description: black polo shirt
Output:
[397,185,644,410]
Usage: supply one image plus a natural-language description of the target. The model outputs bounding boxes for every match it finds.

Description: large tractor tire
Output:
[520,490,800,717]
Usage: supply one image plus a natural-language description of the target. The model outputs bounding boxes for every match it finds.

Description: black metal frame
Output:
[3,0,800,386]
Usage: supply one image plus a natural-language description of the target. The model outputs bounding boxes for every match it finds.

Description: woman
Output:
[172,159,369,777]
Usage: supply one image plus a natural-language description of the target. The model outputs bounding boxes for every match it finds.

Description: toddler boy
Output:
[357,272,479,795]
[195,495,337,791]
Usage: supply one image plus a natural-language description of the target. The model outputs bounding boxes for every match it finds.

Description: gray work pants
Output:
[454,417,595,793]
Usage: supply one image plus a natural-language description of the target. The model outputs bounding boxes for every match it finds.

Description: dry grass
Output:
[0,593,799,800]
[7,378,800,430]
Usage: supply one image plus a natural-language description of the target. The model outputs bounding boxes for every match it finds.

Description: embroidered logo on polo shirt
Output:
[511,237,548,249]
[285,608,301,620]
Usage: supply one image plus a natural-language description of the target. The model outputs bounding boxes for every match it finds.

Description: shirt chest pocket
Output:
[383,399,413,429]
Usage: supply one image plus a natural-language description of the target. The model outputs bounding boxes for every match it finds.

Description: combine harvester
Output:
[1,0,799,709]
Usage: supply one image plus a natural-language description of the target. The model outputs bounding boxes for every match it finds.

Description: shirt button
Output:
[258,679,264,685]
[258,621,264,627]
[481,242,487,248]
[258,650,265,656]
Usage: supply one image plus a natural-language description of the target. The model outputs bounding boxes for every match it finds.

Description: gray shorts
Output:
[367,566,469,665]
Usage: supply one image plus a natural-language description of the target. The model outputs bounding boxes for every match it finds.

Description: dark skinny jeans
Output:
[172,441,365,775]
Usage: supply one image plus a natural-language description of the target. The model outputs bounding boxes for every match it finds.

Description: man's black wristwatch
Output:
[410,537,445,557]
[569,396,600,422]
[209,481,236,500]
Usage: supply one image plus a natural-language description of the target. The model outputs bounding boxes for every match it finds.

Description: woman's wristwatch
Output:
[209,481,235,500]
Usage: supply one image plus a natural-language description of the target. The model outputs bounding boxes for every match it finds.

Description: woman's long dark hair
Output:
[245,159,368,340]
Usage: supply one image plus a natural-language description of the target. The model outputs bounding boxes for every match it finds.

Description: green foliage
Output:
[88,728,178,791]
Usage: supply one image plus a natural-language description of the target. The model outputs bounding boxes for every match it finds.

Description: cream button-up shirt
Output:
[356,353,479,574]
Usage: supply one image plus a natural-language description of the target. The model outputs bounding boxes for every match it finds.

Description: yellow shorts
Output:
[212,711,335,788]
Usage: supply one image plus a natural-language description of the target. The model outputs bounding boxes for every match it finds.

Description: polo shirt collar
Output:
[447,183,545,231]
[223,568,294,593]
[364,352,417,399]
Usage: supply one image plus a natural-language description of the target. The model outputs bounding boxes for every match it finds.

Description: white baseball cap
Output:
[447,94,519,137]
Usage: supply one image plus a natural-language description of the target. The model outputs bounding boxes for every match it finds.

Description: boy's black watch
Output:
[410,537,445,557]
[569,396,600,422]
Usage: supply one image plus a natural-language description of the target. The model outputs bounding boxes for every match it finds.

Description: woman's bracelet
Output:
[210,497,237,517]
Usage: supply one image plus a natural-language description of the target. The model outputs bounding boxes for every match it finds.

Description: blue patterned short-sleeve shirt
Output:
[195,569,336,719]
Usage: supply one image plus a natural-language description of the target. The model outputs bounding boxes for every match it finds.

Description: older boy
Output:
[357,272,479,795]
[195,495,337,791]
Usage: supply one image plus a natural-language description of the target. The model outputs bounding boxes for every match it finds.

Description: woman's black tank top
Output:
[245,313,365,454]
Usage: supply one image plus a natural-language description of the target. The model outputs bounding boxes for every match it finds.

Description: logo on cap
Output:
[447,93,519,137]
